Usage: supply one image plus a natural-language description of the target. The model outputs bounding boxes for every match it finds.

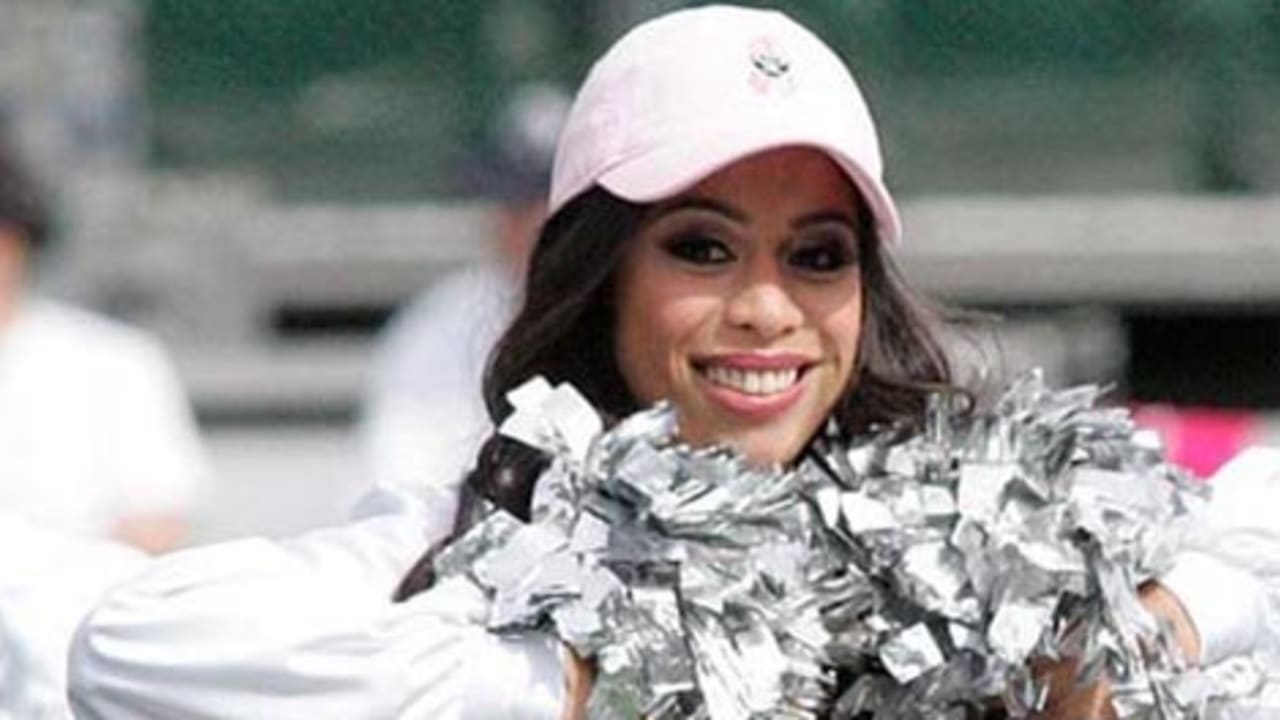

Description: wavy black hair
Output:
[395,184,960,600]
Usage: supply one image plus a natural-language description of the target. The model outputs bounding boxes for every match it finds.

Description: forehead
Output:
[678,146,861,216]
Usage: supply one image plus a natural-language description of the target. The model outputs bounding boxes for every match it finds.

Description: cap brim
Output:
[596,124,901,244]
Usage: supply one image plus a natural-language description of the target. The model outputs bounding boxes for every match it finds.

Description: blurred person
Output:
[358,83,569,532]
[68,6,1280,719]
[0,137,207,715]
[0,136,208,553]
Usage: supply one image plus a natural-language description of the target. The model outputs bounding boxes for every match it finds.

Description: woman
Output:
[69,6,1275,719]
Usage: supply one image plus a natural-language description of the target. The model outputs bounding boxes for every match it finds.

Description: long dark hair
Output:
[395,185,958,600]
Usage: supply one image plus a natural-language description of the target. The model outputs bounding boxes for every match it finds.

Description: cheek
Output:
[614,306,662,404]
[615,265,674,405]
[615,274,716,405]
[823,288,864,384]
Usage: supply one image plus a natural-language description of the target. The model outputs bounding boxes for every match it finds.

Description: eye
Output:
[662,234,735,265]
[787,237,858,274]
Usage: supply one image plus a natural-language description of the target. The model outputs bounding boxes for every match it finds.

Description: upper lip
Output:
[693,352,815,371]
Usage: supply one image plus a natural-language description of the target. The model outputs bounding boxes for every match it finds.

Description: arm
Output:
[112,513,188,556]
[0,514,146,718]
[1160,447,1280,664]
[559,651,594,720]
[1040,447,1280,718]
[69,507,567,720]
[1035,582,1202,720]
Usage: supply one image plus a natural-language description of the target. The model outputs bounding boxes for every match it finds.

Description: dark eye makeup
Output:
[661,233,735,265]
[787,227,860,274]
[787,239,857,273]
[650,213,860,274]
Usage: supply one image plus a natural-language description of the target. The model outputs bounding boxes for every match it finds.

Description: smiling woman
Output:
[67,5,1279,720]
[388,7,956,569]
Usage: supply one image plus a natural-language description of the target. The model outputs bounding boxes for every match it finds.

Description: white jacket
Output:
[0,515,145,719]
[66,486,563,720]
[66,451,1280,719]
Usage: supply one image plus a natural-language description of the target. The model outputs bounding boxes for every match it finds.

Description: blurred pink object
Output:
[1133,404,1258,479]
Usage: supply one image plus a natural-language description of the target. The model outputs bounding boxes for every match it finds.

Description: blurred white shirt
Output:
[359,264,517,502]
[0,298,208,539]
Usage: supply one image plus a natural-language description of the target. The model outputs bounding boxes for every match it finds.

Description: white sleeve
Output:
[1158,447,1280,666]
[0,514,146,718]
[68,503,565,720]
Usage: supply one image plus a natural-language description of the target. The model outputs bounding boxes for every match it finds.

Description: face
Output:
[613,147,865,466]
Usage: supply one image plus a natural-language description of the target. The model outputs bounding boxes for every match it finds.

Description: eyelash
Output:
[661,234,858,274]
[663,234,733,265]
[788,241,858,273]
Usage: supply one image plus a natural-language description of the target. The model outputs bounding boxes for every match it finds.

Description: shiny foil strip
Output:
[435,372,1261,718]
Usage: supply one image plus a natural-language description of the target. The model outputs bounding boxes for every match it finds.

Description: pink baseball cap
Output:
[549,4,902,244]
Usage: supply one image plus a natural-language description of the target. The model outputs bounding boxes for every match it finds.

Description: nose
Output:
[724,264,803,340]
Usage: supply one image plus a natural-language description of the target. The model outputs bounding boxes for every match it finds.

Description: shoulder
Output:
[6,301,185,408]
[16,300,166,360]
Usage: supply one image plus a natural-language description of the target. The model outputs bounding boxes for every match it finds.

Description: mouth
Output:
[699,364,803,395]
[691,353,814,419]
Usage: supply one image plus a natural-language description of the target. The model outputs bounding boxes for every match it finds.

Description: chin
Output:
[732,431,808,468]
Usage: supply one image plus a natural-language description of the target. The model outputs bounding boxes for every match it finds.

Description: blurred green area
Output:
[143,0,1280,201]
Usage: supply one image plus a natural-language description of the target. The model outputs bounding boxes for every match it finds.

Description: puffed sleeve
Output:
[1158,447,1280,669]
[67,495,566,720]
[0,513,146,718]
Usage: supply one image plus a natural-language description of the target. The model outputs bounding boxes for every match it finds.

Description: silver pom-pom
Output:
[434,371,1262,718]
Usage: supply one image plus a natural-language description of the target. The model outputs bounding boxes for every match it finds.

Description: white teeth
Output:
[703,365,800,396]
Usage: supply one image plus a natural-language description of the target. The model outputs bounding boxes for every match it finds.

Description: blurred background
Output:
[4,0,1279,544]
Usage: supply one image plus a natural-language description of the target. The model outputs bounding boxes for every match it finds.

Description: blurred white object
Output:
[1160,446,1280,716]
[0,512,145,719]
[0,299,209,540]
[358,265,515,504]
[68,485,565,720]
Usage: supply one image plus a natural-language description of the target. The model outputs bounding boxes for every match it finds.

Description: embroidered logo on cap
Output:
[748,36,795,96]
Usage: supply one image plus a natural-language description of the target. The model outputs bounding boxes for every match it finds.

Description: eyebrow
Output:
[652,197,859,233]
[653,196,747,223]
[791,210,859,233]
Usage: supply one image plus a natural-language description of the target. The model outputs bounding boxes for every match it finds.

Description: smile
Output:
[693,354,814,420]
[701,365,799,395]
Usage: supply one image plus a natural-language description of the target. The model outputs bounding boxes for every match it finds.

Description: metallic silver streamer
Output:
[431,370,1261,718]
